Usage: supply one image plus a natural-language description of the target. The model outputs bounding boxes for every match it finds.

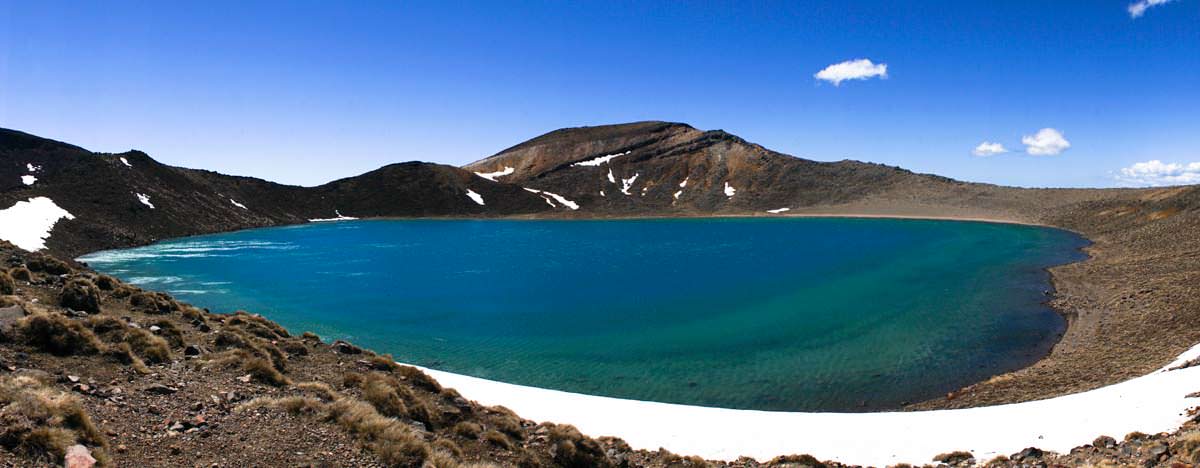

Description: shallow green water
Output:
[80,218,1086,411]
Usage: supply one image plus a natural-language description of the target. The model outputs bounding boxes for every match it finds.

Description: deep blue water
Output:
[79,218,1086,411]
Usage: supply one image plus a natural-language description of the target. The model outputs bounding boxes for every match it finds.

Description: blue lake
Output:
[79,218,1087,411]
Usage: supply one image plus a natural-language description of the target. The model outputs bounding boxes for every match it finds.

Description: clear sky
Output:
[2,1,1198,187]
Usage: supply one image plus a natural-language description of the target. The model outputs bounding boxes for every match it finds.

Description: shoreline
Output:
[401,342,1200,465]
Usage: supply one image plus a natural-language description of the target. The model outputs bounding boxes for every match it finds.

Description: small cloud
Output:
[814,59,888,86]
[972,141,1009,157]
[1128,0,1173,18]
[1022,128,1071,156]
[1116,160,1200,187]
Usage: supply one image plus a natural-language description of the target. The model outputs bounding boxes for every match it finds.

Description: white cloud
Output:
[1128,0,1173,18]
[972,142,1009,157]
[1116,160,1200,187]
[814,59,888,86]
[1022,128,1071,156]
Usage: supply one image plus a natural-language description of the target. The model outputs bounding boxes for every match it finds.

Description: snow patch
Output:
[406,339,1200,467]
[620,173,639,195]
[679,178,688,188]
[767,208,791,214]
[0,197,77,251]
[607,168,616,183]
[724,182,736,197]
[230,199,248,210]
[523,187,578,210]
[308,210,358,222]
[474,167,514,181]
[120,157,132,167]
[135,193,155,209]
[26,163,41,172]
[600,190,605,197]
[573,150,630,167]
[673,190,683,200]
[466,189,485,206]
[21,175,36,186]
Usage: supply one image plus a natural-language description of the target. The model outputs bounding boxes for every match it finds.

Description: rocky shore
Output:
[3,241,1200,468]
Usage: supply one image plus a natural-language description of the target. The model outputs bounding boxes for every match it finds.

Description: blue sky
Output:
[2,1,1198,187]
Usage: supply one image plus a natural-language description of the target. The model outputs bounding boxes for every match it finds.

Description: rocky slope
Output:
[0,128,553,258]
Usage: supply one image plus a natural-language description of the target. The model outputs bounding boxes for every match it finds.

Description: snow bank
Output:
[0,197,77,251]
[620,174,639,195]
[523,187,578,210]
[573,150,630,167]
[409,342,1200,466]
[308,210,358,222]
[466,189,486,206]
[474,167,514,181]
[21,175,36,186]
[767,208,791,214]
[135,193,155,209]
[230,199,248,210]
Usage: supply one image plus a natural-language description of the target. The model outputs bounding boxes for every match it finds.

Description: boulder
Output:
[64,445,95,468]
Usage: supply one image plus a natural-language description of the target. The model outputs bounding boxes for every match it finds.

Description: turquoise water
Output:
[79,218,1086,412]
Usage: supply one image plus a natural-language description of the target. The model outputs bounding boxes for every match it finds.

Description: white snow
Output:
[620,173,640,195]
[600,190,606,197]
[724,182,736,197]
[135,193,155,209]
[120,157,132,167]
[407,341,1200,466]
[573,150,630,167]
[522,187,578,210]
[26,163,41,172]
[21,175,36,186]
[474,167,514,181]
[607,168,616,183]
[673,190,683,200]
[230,199,248,210]
[679,178,688,188]
[767,208,791,214]
[466,189,485,206]
[308,210,358,222]
[0,197,76,251]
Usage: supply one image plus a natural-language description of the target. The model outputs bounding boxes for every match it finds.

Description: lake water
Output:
[79,218,1086,411]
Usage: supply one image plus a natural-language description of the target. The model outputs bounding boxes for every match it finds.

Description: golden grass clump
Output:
[244,356,291,387]
[295,381,339,401]
[123,327,171,363]
[369,353,399,371]
[226,311,290,339]
[26,256,70,275]
[128,291,178,314]
[0,375,109,465]
[396,365,442,393]
[150,319,185,348]
[362,377,408,418]
[8,266,33,283]
[237,393,437,466]
[452,421,483,439]
[482,429,512,449]
[59,278,101,314]
[546,424,610,468]
[93,275,121,291]
[16,313,104,356]
[0,270,15,295]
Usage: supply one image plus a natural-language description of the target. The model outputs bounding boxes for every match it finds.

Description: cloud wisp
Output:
[1128,0,1174,18]
[972,142,1009,157]
[814,59,888,86]
[1116,160,1200,187]
[1022,128,1071,156]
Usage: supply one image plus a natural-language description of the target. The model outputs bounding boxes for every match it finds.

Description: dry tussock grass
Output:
[0,375,109,465]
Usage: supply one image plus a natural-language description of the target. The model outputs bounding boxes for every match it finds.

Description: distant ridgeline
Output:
[2,123,1198,258]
